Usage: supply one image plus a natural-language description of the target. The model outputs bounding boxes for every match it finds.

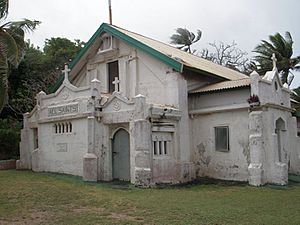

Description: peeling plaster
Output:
[239,140,250,165]
[194,142,212,175]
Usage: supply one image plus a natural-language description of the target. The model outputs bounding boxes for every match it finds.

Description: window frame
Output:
[107,60,119,93]
[214,126,230,152]
[54,122,73,135]
[98,35,113,53]
[152,131,173,158]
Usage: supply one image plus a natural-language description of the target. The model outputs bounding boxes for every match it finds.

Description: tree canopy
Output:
[1,38,84,119]
[253,32,300,85]
[170,28,202,54]
[200,41,250,74]
[0,0,40,113]
[291,87,300,111]
[43,37,84,70]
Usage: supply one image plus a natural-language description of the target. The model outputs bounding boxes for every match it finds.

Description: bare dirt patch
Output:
[108,212,143,222]
[0,210,50,225]
[71,205,105,214]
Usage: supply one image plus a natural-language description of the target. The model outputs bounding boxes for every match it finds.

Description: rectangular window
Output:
[33,128,38,149]
[152,132,172,157]
[215,126,229,152]
[108,61,119,93]
[54,122,73,134]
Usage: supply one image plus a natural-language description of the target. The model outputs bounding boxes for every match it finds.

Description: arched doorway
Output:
[275,118,285,162]
[112,128,130,181]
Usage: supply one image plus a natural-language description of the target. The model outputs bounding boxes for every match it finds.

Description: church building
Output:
[17,23,300,186]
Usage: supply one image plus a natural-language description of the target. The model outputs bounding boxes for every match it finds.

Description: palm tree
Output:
[0,0,40,112]
[291,87,300,111]
[170,28,202,54]
[253,32,300,85]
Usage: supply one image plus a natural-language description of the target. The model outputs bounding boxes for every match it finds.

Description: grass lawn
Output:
[0,170,300,225]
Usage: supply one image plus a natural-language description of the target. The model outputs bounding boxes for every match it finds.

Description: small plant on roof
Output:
[247,94,260,105]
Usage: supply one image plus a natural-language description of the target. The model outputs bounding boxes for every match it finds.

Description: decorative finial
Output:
[271,53,277,71]
[62,64,71,82]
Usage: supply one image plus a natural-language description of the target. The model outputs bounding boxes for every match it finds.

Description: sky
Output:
[7,0,300,88]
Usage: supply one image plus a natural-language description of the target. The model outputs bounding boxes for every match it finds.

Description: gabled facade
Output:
[17,23,300,186]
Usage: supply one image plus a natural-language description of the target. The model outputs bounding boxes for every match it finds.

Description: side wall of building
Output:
[190,110,250,181]
[189,88,250,181]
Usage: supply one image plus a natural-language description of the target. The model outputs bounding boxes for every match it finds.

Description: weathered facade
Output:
[17,23,300,186]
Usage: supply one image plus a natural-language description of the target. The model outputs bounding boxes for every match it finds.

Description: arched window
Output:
[275,118,286,162]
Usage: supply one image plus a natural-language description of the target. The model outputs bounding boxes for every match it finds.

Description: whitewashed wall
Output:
[72,37,182,108]
[189,88,250,181]
[136,49,180,107]
[190,109,250,181]
[289,116,300,175]
[36,118,87,176]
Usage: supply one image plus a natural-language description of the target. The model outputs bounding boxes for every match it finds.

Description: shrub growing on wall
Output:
[0,118,21,160]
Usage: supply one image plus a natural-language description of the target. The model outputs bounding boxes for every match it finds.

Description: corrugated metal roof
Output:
[111,25,248,81]
[190,78,251,94]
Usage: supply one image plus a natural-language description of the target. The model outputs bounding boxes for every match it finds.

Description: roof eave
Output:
[183,65,227,81]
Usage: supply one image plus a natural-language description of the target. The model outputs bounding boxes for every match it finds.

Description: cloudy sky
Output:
[7,0,300,87]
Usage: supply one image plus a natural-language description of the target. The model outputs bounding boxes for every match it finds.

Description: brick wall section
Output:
[0,160,16,170]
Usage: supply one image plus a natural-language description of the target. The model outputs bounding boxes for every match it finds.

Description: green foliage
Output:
[0,0,40,113]
[291,86,300,111]
[253,32,300,84]
[0,118,21,159]
[0,0,9,19]
[2,38,84,118]
[43,37,85,70]
[170,28,202,53]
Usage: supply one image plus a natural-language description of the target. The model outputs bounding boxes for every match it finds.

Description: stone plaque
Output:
[57,143,68,152]
[48,104,78,117]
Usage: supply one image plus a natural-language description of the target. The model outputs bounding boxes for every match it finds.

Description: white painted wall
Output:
[289,116,300,175]
[36,118,87,176]
[190,109,250,181]
[71,35,183,108]
[136,49,180,107]
[260,109,287,183]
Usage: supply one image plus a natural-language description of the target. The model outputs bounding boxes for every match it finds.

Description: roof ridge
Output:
[108,23,183,51]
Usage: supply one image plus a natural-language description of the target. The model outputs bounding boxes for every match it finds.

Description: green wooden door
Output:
[112,129,130,181]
